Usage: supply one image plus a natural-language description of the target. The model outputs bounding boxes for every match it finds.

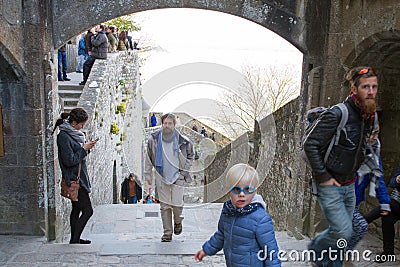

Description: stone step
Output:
[61,97,79,106]
[58,84,84,91]
[58,89,82,98]
[63,106,75,112]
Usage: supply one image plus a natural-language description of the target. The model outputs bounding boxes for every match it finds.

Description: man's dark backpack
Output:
[300,103,349,167]
[301,103,378,195]
[300,103,348,195]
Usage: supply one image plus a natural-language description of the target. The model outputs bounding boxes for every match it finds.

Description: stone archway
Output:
[343,30,400,178]
[342,30,400,245]
[52,1,305,52]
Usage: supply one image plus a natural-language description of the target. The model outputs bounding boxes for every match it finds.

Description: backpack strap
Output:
[334,103,348,145]
[373,112,379,131]
[323,103,348,163]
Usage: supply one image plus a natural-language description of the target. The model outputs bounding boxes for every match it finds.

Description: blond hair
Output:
[226,163,259,189]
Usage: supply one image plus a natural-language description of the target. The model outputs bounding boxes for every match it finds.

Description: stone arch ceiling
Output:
[344,30,400,70]
[53,0,304,51]
[343,30,400,107]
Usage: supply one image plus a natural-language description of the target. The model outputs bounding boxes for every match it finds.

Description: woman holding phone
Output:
[52,108,97,244]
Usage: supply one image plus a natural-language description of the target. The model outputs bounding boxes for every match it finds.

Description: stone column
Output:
[22,0,57,239]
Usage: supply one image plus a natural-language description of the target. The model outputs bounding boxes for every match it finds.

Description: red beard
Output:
[360,97,376,114]
[355,94,376,114]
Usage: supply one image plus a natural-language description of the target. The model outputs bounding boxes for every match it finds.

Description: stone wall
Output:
[203,97,321,239]
[54,51,143,241]
[204,133,253,204]
[255,98,307,238]
[0,53,44,235]
[0,0,54,236]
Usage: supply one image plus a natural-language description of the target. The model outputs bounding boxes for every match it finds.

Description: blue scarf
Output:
[155,129,179,176]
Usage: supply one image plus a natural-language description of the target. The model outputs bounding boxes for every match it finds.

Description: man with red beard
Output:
[304,66,378,266]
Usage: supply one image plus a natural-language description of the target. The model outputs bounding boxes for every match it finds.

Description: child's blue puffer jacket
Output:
[202,195,281,266]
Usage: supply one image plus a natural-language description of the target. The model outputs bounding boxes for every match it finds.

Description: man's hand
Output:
[396,175,400,183]
[319,178,341,186]
[380,210,389,216]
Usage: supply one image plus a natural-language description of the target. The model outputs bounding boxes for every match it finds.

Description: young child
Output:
[194,163,281,266]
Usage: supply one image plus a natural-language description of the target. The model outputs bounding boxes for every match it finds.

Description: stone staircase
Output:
[58,84,84,111]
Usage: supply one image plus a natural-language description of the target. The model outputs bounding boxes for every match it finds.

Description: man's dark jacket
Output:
[91,30,108,59]
[303,97,374,184]
[120,178,142,203]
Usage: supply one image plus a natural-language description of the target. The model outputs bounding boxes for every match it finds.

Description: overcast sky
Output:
[132,8,303,114]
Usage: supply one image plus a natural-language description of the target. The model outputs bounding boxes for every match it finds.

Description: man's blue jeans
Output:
[58,51,68,80]
[127,196,138,204]
[76,54,87,72]
[309,183,355,267]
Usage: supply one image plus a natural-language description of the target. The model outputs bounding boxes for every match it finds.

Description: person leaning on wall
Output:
[52,107,97,244]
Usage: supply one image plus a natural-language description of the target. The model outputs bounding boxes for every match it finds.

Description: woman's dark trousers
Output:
[70,188,93,243]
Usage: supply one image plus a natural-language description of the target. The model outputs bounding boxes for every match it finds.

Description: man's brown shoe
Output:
[161,234,172,242]
[174,223,182,235]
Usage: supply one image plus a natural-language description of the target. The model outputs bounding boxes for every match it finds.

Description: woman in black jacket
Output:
[53,108,97,244]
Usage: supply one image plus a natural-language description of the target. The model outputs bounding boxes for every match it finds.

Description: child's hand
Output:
[194,249,207,261]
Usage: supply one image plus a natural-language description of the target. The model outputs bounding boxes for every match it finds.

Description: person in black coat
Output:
[120,173,142,204]
[52,108,97,244]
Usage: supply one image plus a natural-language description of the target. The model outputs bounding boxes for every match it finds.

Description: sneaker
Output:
[63,77,71,81]
[76,70,83,73]
[161,234,172,242]
[79,81,86,85]
[58,78,64,81]
[174,223,182,235]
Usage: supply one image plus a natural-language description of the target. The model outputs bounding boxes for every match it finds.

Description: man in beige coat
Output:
[145,113,194,242]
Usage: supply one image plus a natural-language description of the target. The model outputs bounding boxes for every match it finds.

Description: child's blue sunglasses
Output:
[229,186,256,195]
